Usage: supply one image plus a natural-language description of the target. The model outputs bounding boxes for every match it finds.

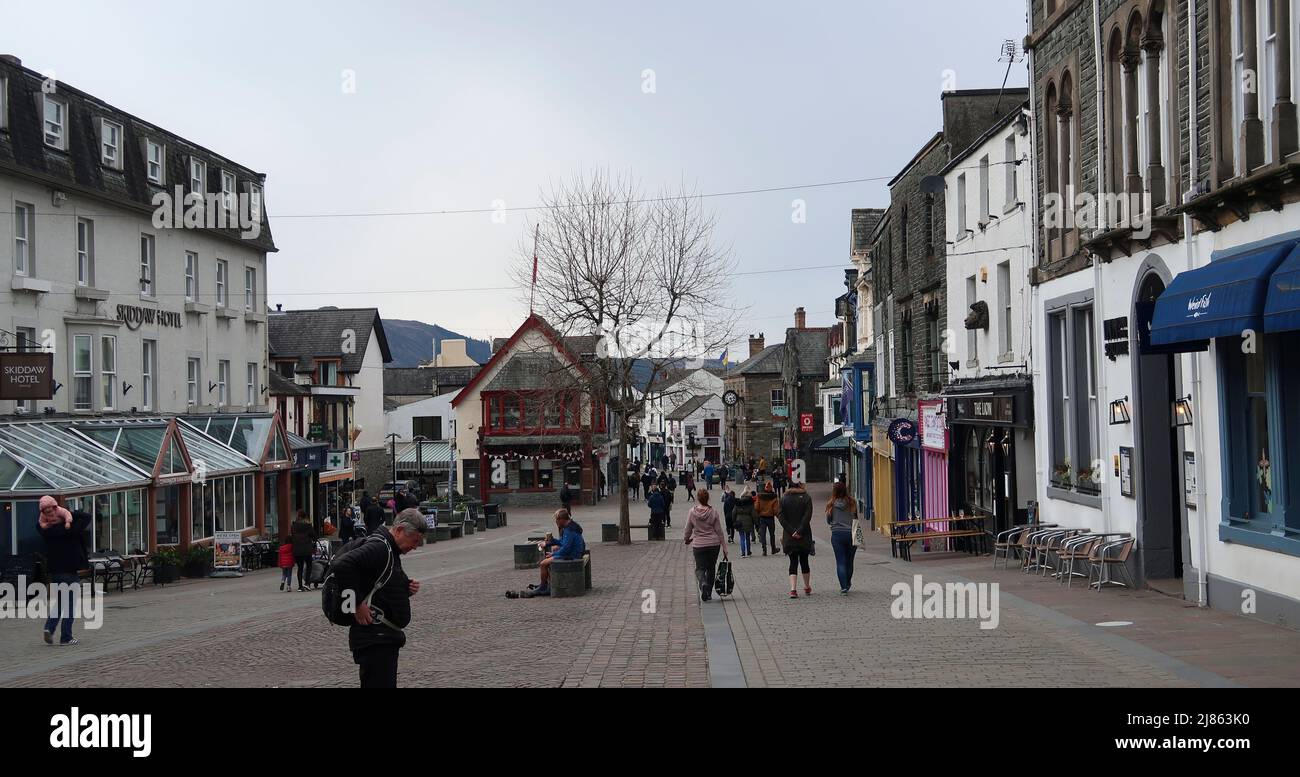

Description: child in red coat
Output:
[278,539,294,592]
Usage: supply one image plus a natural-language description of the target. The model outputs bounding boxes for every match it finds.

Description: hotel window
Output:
[14,202,32,276]
[73,335,93,411]
[1221,332,1300,544]
[978,154,990,224]
[43,95,66,149]
[76,218,94,286]
[966,276,978,364]
[1046,301,1098,492]
[100,119,123,169]
[185,251,198,301]
[139,233,155,296]
[190,157,206,195]
[956,174,967,238]
[998,262,1012,357]
[247,362,258,405]
[216,260,228,306]
[16,327,37,413]
[221,170,237,214]
[218,360,230,406]
[146,140,164,184]
[142,341,156,411]
[101,336,117,410]
[244,266,256,311]
[1004,134,1018,207]
[187,358,200,406]
[249,184,262,222]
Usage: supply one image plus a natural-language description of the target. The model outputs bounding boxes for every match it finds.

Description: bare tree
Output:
[509,170,738,544]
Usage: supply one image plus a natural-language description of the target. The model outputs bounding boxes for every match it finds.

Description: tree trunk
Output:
[618,396,632,545]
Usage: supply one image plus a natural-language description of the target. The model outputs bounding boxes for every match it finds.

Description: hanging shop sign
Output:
[799,413,815,433]
[0,351,55,399]
[951,395,1015,425]
[116,304,183,330]
[1103,316,1130,361]
[887,418,917,445]
[919,400,946,452]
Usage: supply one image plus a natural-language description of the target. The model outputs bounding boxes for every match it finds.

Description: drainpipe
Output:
[1026,0,1046,509]
[1186,0,1210,608]
[1092,0,1112,536]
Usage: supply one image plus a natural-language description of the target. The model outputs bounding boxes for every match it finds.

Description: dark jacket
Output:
[363,504,385,534]
[778,486,813,553]
[291,520,317,557]
[722,491,736,517]
[39,510,91,575]
[552,520,586,560]
[647,491,667,516]
[560,484,573,507]
[331,531,412,652]
[733,496,756,532]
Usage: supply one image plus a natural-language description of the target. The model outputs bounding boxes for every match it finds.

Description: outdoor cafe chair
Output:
[992,526,1028,569]
[1054,534,1100,587]
[1038,529,1084,578]
[1021,527,1064,573]
[87,552,125,594]
[1088,537,1137,591]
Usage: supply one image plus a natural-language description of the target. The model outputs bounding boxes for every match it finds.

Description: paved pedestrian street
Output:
[2,483,1298,688]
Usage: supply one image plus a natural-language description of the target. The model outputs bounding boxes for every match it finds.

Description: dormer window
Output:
[190,157,206,195]
[316,361,339,386]
[146,140,164,184]
[43,95,66,149]
[221,170,237,213]
[100,119,123,168]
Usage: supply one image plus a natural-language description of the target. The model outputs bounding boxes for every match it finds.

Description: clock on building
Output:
[722,390,739,407]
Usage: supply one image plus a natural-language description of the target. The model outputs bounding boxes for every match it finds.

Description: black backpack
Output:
[321,534,393,627]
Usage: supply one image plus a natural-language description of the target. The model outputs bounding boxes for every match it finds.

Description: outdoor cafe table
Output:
[123,554,151,589]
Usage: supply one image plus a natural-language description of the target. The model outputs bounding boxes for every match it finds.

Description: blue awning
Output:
[1265,245,1300,333]
[1150,239,1299,347]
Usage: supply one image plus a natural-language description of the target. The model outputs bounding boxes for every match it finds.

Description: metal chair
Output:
[1055,534,1100,587]
[1088,537,1137,591]
[992,526,1029,569]
[88,552,125,593]
[1021,527,1062,573]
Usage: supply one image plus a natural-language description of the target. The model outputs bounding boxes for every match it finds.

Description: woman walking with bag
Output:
[827,481,858,595]
[778,479,814,598]
[733,488,756,557]
[683,489,727,602]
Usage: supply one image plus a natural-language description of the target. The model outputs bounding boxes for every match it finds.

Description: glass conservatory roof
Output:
[188,414,290,463]
[0,423,152,494]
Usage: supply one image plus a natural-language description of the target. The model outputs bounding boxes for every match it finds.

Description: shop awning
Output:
[1264,245,1300,333]
[395,441,453,472]
[810,429,852,458]
[1151,239,1299,347]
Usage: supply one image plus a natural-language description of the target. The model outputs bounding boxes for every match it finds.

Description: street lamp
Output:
[386,432,401,487]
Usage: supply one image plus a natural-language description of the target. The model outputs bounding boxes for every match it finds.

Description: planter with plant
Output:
[1051,461,1073,490]
[150,547,182,584]
[1076,466,1101,495]
[182,544,212,578]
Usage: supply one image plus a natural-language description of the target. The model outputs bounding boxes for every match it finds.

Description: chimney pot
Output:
[795,307,806,329]
[748,334,766,358]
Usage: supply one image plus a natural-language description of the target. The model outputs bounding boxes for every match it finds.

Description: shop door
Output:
[1135,274,1184,582]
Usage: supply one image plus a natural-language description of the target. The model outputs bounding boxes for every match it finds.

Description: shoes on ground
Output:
[42,629,53,645]
[788,590,798,599]
[805,586,812,595]
[840,589,849,596]
[59,638,80,646]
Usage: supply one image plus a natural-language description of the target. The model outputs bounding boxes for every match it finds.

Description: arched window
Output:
[1044,80,1059,261]
[1059,71,1076,255]
[1106,27,1125,224]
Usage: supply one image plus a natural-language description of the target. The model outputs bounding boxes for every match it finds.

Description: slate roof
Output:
[732,343,785,375]
[666,394,716,421]
[851,209,885,254]
[383,366,478,396]
[268,308,392,372]
[482,353,577,392]
[268,371,308,396]
[0,57,276,253]
[786,329,831,379]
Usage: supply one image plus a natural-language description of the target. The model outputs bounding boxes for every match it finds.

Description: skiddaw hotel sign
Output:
[116,304,183,331]
[0,352,55,400]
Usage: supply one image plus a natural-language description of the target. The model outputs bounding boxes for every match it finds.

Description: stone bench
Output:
[514,543,542,569]
[551,550,592,597]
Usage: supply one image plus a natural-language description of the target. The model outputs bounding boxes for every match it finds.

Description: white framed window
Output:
[218,360,230,406]
[185,251,198,302]
[998,262,1012,356]
[142,340,156,411]
[76,218,94,286]
[244,266,256,311]
[190,157,206,195]
[956,173,968,237]
[966,275,978,364]
[978,154,990,223]
[249,184,262,222]
[187,358,200,406]
[73,335,93,411]
[43,95,66,149]
[146,140,164,184]
[216,260,228,306]
[221,171,237,213]
[100,119,123,168]
[101,336,117,410]
[247,362,258,405]
[1004,134,1018,207]
[139,233,155,296]
[317,361,338,386]
[14,201,33,276]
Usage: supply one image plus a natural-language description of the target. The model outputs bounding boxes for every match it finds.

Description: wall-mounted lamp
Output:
[1000,429,1011,457]
[1173,395,1194,427]
[985,428,997,454]
[1109,396,1131,425]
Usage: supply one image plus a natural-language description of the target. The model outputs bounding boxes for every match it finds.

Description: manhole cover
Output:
[1095,621,1133,627]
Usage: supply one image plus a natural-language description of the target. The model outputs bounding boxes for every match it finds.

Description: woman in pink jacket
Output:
[683,489,728,602]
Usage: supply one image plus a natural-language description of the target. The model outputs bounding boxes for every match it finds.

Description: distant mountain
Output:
[381,319,493,368]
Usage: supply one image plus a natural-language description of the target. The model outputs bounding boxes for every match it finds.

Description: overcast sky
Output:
[6,0,1028,355]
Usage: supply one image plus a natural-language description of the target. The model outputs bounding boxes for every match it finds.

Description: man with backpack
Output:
[326,509,425,688]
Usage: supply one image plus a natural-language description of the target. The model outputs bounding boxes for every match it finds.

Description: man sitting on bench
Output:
[529,509,585,597]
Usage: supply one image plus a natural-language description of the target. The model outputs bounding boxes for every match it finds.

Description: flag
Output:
[719,348,729,367]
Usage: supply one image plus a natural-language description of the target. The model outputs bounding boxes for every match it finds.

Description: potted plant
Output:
[1052,461,1073,489]
[149,547,182,584]
[182,544,212,578]
[1076,465,1100,494]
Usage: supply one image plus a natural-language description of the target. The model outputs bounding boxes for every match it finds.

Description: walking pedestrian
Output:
[597,470,606,500]
[733,488,756,557]
[754,482,780,556]
[628,465,640,501]
[291,510,317,592]
[827,481,858,595]
[647,484,667,537]
[641,468,654,500]
[363,498,385,535]
[339,506,357,544]
[277,535,294,592]
[662,476,675,528]
[683,489,728,602]
[703,461,715,491]
[721,483,736,543]
[331,508,424,688]
[37,496,90,646]
[779,478,814,598]
[560,481,574,513]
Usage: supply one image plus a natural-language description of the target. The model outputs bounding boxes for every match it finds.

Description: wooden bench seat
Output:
[892,528,987,561]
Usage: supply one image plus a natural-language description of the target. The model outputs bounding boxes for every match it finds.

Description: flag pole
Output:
[529,224,539,315]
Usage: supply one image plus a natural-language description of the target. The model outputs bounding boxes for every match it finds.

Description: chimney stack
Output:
[795,307,806,329]
[748,333,765,358]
